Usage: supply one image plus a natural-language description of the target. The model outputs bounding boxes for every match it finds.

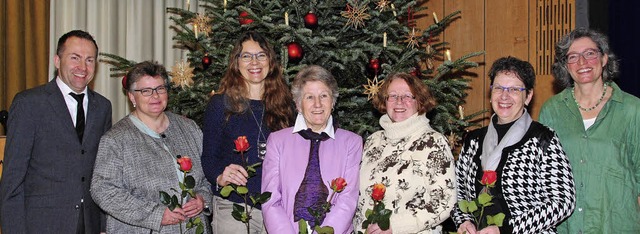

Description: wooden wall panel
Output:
[530,0,575,119]
[485,0,530,119]
[485,0,530,60]
[419,0,488,125]
[420,0,575,123]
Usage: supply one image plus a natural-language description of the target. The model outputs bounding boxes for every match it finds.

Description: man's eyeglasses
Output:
[386,94,415,103]
[490,85,526,94]
[133,85,168,96]
[566,49,601,64]
[239,52,268,62]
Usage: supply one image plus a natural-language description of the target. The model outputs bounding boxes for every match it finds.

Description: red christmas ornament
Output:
[202,54,212,69]
[121,75,128,89]
[367,58,382,77]
[409,65,421,77]
[304,12,318,29]
[287,42,304,63]
[239,11,253,25]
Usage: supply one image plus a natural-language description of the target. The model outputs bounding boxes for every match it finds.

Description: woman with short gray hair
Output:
[262,65,362,233]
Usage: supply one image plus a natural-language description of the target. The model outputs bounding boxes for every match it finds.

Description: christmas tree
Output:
[102,0,483,150]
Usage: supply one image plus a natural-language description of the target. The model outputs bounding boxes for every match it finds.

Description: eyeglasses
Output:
[239,52,268,62]
[566,49,601,64]
[133,85,168,96]
[386,94,415,103]
[490,85,526,94]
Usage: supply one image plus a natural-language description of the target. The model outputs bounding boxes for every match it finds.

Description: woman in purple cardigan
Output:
[261,65,363,234]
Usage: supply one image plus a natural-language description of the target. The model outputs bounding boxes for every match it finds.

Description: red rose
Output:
[234,136,250,152]
[371,183,386,201]
[331,177,347,193]
[481,170,497,186]
[177,156,193,172]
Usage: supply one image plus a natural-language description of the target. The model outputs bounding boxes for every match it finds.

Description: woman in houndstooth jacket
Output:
[452,57,575,234]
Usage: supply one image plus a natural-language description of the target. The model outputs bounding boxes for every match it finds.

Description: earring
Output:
[133,103,137,108]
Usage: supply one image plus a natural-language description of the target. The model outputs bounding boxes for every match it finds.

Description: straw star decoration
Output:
[169,61,195,88]
[425,44,435,69]
[376,0,391,12]
[363,76,384,100]
[341,3,371,29]
[191,14,212,37]
[405,28,420,49]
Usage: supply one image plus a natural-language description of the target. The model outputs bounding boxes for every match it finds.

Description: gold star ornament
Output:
[191,14,212,37]
[376,0,390,12]
[405,27,420,49]
[363,75,384,100]
[341,3,371,29]
[169,61,195,89]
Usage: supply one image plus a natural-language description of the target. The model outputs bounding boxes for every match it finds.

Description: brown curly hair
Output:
[216,31,293,131]
[372,73,436,115]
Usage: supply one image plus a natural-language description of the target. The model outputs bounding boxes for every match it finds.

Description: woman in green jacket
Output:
[539,28,640,234]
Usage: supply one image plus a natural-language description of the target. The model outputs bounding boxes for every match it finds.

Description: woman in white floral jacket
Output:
[452,57,575,234]
[354,73,456,234]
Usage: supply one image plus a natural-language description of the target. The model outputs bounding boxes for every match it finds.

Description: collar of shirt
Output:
[56,77,88,125]
[56,76,88,96]
[292,114,335,139]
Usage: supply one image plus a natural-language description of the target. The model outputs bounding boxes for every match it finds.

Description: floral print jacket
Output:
[354,114,456,234]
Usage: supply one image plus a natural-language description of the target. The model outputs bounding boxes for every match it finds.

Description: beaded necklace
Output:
[572,82,608,112]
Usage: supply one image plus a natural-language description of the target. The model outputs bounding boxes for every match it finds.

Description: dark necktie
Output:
[293,128,331,227]
[69,93,85,143]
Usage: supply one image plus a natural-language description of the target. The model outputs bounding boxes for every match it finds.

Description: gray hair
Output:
[291,65,339,108]
[552,28,619,89]
[125,61,169,90]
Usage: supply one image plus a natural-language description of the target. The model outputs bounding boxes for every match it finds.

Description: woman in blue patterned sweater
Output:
[452,56,575,234]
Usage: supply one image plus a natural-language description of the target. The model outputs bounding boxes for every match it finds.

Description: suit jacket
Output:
[261,127,363,234]
[0,79,112,233]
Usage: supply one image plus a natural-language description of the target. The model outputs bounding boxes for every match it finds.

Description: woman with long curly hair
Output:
[201,31,294,233]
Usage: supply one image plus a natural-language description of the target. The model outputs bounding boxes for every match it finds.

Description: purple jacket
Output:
[261,127,363,234]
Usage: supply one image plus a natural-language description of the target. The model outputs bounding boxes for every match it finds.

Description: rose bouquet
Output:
[359,183,392,234]
[219,136,271,234]
[298,177,348,234]
[457,170,505,231]
[159,155,205,234]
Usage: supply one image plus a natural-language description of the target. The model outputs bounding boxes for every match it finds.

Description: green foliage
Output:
[101,0,483,147]
[477,192,492,205]
[315,226,335,234]
[184,176,196,189]
[236,186,249,195]
[232,203,248,222]
[457,186,504,231]
[219,151,270,234]
[159,191,177,210]
[186,217,205,234]
[159,172,204,233]
[487,213,505,227]
[219,184,234,197]
[299,220,309,234]
[361,201,392,231]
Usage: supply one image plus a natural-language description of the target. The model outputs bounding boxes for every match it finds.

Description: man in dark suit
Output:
[0,30,112,233]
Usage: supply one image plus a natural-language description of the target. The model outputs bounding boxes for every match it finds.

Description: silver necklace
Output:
[249,103,267,160]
